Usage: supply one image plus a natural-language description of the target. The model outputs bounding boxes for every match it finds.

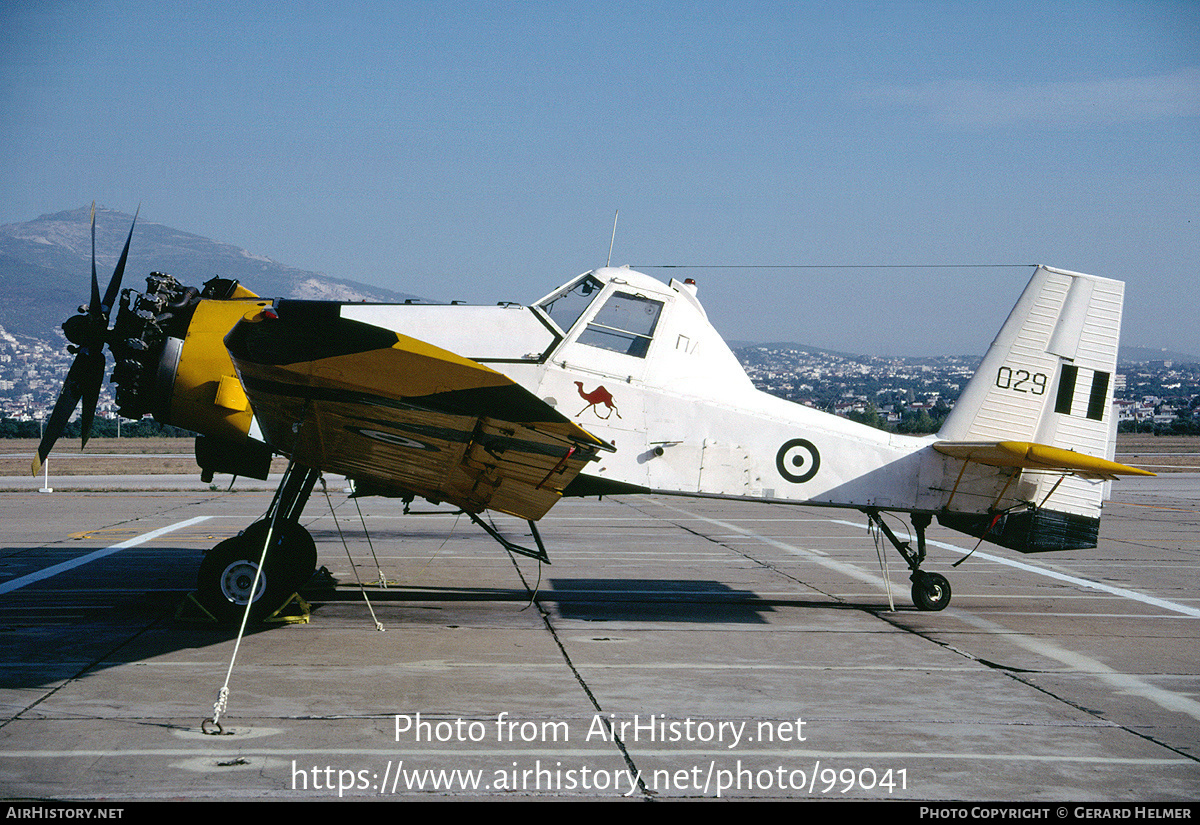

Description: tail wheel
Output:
[196,521,316,624]
[911,571,952,611]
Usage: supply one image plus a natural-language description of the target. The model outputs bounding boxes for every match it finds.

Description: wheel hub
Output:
[219,560,265,605]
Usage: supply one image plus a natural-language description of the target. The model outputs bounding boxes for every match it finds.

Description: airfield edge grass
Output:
[0,437,291,476]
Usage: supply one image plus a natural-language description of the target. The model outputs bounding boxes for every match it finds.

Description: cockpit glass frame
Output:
[537,274,604,334]
[575,291,664,358]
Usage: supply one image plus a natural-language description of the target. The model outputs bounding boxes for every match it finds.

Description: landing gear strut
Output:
[863,511,952,611]
[196,462,320,623]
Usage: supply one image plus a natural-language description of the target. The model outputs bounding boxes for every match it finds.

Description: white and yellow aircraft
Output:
[35,210,1152,621]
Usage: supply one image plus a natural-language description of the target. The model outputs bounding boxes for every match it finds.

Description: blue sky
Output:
[2,1,1197,355]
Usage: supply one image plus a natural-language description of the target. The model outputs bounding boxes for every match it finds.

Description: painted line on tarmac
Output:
[653,504,1200,722]
[952,608,1200,721]
[827,519,1200,619]
[0,516,212,595]
[940,544,1200,618]
[651,501,888,590]
[638,503,1199,617]
[817,519,1200,720]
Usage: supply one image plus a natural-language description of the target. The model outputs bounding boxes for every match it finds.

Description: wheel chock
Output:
[264,592,311,625]
[176,591,220,624]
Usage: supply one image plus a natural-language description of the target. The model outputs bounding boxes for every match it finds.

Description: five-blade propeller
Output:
[32,203,139,475]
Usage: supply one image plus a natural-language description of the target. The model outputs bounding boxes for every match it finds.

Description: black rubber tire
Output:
[911,571,952,611]
[195,520,316,624]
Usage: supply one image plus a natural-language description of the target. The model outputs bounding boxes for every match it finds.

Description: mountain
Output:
[0,205,424,341]
[1118,345,1200,365]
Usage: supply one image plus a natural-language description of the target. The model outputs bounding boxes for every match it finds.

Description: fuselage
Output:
[340,267,942,512]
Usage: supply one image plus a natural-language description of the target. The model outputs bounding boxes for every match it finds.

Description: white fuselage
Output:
[343,267,945,514]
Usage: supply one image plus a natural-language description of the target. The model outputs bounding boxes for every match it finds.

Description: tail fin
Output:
[940,265,1123,448]
[935,266,1140,551]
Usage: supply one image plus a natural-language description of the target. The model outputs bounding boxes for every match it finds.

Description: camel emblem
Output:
[574,382,622,419]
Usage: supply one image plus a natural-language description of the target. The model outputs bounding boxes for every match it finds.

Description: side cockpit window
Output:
[576,292,664,358]
[538,275,603,333]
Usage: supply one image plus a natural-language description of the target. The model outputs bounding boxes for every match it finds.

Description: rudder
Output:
[936,266,1126,551]
[939,265,1123,450]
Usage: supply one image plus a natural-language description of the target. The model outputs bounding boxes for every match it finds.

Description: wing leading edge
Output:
[225,301,612,520]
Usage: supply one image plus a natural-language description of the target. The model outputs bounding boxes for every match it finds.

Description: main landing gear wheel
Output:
[911,571,951,612]
[196,520,317,624]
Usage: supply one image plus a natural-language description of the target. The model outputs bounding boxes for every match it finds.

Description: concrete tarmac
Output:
[0,476,1197,801]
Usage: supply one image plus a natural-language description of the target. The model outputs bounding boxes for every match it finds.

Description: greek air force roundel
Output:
[776,438,820,483]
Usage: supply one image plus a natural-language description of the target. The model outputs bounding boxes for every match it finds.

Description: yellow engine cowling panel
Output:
[227,283,260,300]
[215,374,250,411]
[169,298,270,442]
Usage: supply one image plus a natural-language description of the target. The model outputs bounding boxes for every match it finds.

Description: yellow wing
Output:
[225,303,612,521]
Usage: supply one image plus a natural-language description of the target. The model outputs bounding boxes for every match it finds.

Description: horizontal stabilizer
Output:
[933,440,1154,481]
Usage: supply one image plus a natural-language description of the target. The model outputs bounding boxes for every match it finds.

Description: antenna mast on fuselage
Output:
[607,210,618,267]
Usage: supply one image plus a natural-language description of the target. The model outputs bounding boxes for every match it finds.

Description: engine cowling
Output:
[110,274,274,480]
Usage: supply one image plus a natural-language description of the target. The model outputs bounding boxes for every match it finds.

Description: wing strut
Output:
[466,513,551,564]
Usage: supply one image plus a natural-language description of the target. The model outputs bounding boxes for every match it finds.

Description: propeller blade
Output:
[35,204,137,473]
[31,349,102,475]
[89,203,101,320]
[78,349,105,449]
[101,205,139,320]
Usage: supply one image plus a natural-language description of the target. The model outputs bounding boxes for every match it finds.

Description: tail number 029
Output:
[996,366,1047,395]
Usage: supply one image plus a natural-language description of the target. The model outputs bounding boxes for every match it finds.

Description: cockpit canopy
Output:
[532,267,751,396]
[537,272,666,359]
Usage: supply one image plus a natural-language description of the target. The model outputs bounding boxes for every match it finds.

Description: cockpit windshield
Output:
[538,275,603,333]
[576,291,664,358]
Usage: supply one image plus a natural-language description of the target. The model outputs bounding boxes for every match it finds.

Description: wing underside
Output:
[225,302,611,521]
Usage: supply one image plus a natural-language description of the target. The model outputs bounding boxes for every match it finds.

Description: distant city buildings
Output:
[736,344,1199,434]
[0,325,115,422]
